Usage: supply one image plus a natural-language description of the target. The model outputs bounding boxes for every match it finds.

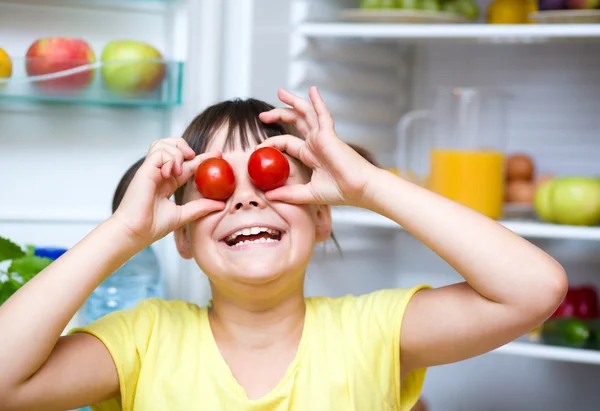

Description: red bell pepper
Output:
[551,285,598,320]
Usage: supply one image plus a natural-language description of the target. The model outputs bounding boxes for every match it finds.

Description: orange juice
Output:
[428,149,505,219]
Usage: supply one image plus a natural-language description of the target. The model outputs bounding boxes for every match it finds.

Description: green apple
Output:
[442,1,461,13]
[534,180,556,223]
[456,0,479,19]
[101,40,166,94]
[421,0,441,11]
[534,177,600,226]
[361,0,382,8]
[402,0,421,9]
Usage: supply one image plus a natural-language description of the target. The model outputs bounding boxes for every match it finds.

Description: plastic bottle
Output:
[85,246,164,323]
[34,247,67,260]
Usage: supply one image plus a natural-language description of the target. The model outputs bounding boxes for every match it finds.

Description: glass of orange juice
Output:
[397,87,511,220]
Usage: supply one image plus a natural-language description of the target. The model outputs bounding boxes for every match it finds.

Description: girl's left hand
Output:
[258,86,377,207]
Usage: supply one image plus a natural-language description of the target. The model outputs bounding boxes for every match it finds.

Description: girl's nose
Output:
[228,174,267,213]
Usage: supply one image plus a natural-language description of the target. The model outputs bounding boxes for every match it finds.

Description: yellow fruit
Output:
[0,48,12,85]
[487,0,528,24]
[526,0,537,24]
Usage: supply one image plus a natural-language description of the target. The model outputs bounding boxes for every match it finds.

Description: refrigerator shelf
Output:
[297,23,600,43]
[331,208,600,242]
[494,341,600,366]
[0,58,183,108]
[0,0,176,9]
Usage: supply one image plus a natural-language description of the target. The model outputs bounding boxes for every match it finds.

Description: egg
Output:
[506,180,535,204]
[506,154,535,181]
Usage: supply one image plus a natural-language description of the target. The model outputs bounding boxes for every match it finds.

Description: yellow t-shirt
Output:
[71,286,427,411]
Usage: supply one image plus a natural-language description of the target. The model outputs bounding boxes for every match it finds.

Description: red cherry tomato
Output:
[247,147,290,191]
[194,158,236,201]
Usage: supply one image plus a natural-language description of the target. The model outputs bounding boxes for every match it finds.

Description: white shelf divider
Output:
[494,341,600,366]
[297,23,600,42]
[331,208,600,242]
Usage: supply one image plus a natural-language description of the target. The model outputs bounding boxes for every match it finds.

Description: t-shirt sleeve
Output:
[350,285,430,411]
[68,299,160,411]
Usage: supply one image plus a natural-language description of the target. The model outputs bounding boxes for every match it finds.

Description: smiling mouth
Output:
[222,226,283,247]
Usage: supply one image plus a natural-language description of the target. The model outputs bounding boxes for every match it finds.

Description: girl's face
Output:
[175,127,331,287]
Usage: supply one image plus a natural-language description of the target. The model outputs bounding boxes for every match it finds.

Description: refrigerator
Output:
[2,0,600,410]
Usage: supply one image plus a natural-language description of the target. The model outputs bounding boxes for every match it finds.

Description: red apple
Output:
[26,37,96,91]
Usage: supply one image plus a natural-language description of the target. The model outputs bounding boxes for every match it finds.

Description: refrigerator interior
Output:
[2,0,600,410]
[287,0,600,410]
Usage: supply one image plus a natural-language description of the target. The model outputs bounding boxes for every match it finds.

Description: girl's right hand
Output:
[111,138,226,247]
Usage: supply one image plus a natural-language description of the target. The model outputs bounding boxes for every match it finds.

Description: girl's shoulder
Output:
[136,297,205,318]
[305,285,428,315]
[70,298,208,345]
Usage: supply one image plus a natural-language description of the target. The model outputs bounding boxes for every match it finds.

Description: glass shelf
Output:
[0,57,183,108]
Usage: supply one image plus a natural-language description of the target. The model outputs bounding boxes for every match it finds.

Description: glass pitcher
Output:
[397,87,511,220]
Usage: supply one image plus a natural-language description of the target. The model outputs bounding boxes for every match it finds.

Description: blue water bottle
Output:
[85,246,165,323]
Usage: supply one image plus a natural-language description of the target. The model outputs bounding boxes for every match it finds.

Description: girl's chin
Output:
[209,265,300,288]
[231,268,287,286]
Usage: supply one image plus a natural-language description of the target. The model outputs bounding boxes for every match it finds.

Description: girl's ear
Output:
[314,205,332,243]
[175,225,194,259]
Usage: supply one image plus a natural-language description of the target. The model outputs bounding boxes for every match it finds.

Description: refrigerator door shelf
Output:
[0,58,184,108]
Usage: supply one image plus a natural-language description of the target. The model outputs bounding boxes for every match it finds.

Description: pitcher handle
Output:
[396,109,432,185]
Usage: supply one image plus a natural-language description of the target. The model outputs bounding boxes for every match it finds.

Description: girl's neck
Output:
[208,277,306,350]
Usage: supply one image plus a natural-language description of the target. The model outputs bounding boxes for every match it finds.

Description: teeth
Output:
[232,237,278,247]
[226,226,280,242]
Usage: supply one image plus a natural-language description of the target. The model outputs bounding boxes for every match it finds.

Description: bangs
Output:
[182,98,301,154]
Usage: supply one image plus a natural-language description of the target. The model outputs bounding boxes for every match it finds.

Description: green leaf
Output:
[0,236,26,262]
[0,279,20,306]
[8,256,52,283]
[24,245,36,256]
[8,275,23,287]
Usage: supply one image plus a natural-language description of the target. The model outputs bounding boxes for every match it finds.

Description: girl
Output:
[0,87,566,411]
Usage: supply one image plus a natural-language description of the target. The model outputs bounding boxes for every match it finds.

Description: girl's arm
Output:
[364,168,567,374]
[258,86,567,375]
[0,140,225,411]
[0,221,134,410]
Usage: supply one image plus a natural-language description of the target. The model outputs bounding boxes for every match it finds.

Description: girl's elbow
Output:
[535,262,568,319]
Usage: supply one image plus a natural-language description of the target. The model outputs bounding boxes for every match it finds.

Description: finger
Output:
[259,108,310,136]
[309,86,335,132]
[155,144,185,177]
[259,107,300,124]
[145,148,174,178]
[162,137,196,159]
[176,199,226,227]
[160,151,175,180]
[258,135,306,161]
[175,150,222,187]
[265,184,316,204]
[277,89,319,132]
